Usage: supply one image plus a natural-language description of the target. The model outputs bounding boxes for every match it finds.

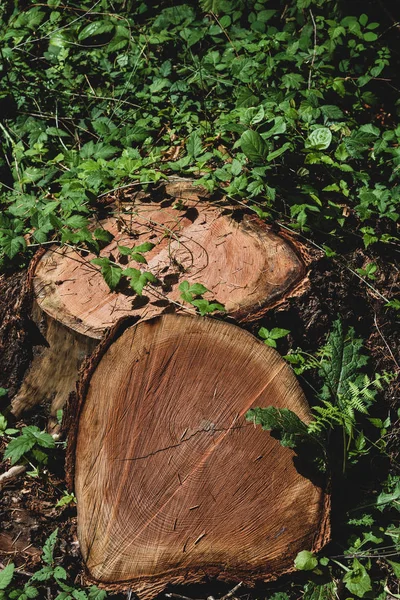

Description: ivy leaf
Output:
[240,130,267,164]
[294,550,318,571]
[0,563,14,590]
[343,559,372,597]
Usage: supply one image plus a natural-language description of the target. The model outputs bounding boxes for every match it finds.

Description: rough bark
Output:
[10,179,311,421]
[68,313,330,598]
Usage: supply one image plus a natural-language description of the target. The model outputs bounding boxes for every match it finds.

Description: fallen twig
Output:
[0,464,26,486]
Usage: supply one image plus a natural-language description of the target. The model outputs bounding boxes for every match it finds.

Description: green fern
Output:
[247,320,395,474]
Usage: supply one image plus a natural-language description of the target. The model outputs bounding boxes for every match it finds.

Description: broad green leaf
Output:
[387,559,400,578]
[117,245,132,256]
[269,328,290,339]
[88,586,107,600]
[0,563,14,590]
[130,253,147,264]
[240,130,267,164]
[78,20,114,41]
[179,281,190,292]
[294,550,318,571]
[24,586,39,598]
[134,242,155,253]
[42,528,58,565]
[306,128,332,150]
[2,236,26,259]
[186,131,203,158]
[189,283,208,295]
[4,435,36,464]
[31,566,54,581]
[65,215,89,229]
[93,229,113,243]
[343,559,372,597]
[102,263,122,291]
[267,142,291,161]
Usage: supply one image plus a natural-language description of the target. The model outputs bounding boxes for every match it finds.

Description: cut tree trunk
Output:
[11,179,311,423]
[67,313,330,598]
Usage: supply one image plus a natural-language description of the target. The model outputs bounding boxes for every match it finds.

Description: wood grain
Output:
[73,314,330,596]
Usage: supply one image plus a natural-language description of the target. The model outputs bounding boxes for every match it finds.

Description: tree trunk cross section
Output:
[72,314,330,598]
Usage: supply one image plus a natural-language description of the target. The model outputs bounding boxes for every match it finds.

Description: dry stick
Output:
[308,9,317,90]
[373,313,400,371]
[0,465,27,485]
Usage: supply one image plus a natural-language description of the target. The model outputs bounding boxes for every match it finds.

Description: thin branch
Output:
[308,10,317,90]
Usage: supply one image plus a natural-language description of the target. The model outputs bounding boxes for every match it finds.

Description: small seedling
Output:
[356,262,378,281]
[258,327,290,348]
[178,281,225,316]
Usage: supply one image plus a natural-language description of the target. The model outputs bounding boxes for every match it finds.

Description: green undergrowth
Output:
[0,0,398,310]
[0,0,399,598]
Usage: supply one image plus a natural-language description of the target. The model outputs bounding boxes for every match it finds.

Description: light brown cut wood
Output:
[11,179,310,421]
[72,314,330,598]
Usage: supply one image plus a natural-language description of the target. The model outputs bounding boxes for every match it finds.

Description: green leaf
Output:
[23,586,39,598]
[303,581,336,600]
[42,528,58,565]
[294,550,318,571]
[94,229,113,243]
[186,131,203,158]
[2,236,26,259]
[267,142,291,161]
[130,253,147,264]
[4,435,36,464]
[78,20,114,41]
[134,242,155,253]
[269,328,290,339]
[240,130,267,164]
[53,566,67,580]
[179,281,190,292]
[246,407,310,449]
[0,563,14,590]
[117,245,132,256]
[32,566,54,581]
[387,559,400,578]
[306,128,332,150]
[189,283,208,295]
[343,559,372,597]
[92,258,122,291]
[65,215,89,229]
[88,587,107,600]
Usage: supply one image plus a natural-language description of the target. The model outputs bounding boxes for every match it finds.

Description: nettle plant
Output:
[0,0,398,312]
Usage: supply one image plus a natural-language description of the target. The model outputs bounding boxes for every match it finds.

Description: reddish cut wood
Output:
[72,314,330,597]
[11,179,309,423]
[33,182,306,340]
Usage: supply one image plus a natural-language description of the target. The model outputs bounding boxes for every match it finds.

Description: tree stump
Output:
[68,314,330,598]
[10,179,310,424]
